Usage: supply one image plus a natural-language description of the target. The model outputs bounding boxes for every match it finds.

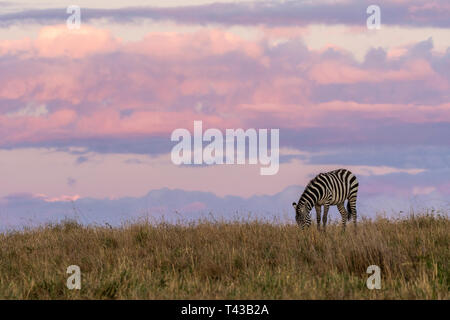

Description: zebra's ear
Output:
[292,202,297,209]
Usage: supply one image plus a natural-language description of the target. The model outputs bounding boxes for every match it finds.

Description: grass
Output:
[0,213,448,299]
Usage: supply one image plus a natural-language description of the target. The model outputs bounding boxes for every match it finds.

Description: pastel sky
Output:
[0,0,449,229]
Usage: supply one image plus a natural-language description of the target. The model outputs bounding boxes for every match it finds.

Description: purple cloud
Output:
[1,1,449,28]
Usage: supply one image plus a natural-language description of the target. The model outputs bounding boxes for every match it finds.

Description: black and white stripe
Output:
[292,168,358,231]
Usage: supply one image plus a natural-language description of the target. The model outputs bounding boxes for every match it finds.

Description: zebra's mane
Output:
[298,174,323,211]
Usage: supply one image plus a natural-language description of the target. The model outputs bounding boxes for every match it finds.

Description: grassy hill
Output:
[0,213,448,299]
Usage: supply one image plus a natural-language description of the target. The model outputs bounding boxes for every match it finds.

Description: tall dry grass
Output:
[0,213,448,299]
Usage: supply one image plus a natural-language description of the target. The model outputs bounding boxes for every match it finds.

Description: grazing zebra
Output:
[292,168,358,231]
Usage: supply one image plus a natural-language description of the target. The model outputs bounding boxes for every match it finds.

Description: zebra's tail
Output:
[346,201,352,221]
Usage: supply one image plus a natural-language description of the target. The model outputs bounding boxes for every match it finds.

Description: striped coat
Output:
[292,168,358,231]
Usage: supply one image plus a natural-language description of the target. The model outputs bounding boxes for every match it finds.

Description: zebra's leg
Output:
[322,205,329,231]
[315,205,321,231]
[337,203,348,232]
[348,197,357,233]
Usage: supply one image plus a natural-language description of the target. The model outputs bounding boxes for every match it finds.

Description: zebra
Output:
[292,168,358,231]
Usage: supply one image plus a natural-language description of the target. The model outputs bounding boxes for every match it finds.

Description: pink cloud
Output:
[258,26,309,40]
[0,24,448,148]
[35,193,81,203]
[308,59,436,84]
[315,101,450,123]
[126,29,264,61]
[0,25,119,59]
[0,109,77,143]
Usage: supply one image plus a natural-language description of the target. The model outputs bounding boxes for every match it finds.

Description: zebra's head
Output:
[292,202,311,229]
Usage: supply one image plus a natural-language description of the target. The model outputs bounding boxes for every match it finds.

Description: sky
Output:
[0,0,449,229]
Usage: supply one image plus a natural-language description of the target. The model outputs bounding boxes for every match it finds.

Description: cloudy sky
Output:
[0,0,449,229]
